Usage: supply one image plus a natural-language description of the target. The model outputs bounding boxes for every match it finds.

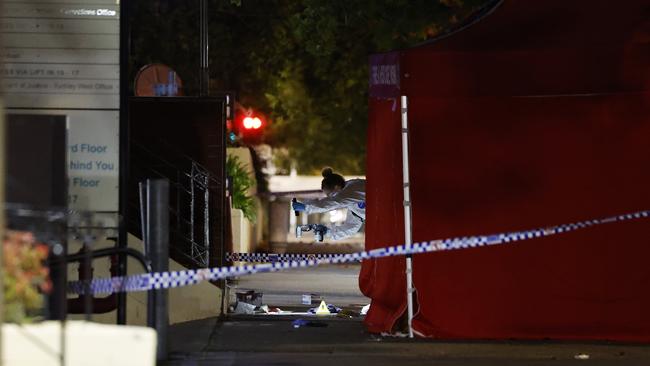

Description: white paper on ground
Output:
[233,301,256,315]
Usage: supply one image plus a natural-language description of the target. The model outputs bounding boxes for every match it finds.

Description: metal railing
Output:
[3,205,141,320]
[189,162,210,266]
[130,139,223,269]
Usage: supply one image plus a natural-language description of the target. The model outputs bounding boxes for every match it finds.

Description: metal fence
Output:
[130,140,223,269]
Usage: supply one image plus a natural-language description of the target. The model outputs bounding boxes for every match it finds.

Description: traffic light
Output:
[242,116,263,130]
[235,109,266,145]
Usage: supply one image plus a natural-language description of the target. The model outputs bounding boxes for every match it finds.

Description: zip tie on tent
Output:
[225,252,357,263]
[68,209,650,295]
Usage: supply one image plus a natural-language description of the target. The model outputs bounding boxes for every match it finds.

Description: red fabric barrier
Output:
[361,98,406,333]
[362,0,650,341]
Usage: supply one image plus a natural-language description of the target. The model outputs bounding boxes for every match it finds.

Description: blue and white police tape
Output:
[68,209,650,295]
[225,252,354,263]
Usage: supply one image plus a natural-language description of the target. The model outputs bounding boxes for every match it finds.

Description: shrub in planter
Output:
[226,155,257,222]
[2,230,51,323]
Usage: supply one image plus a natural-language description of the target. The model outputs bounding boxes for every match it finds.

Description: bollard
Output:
[144,179,169,361]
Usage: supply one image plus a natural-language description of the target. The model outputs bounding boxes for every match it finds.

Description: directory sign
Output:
[1,1,120,222]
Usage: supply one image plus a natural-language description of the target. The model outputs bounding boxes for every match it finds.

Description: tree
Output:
[128,0,494,175]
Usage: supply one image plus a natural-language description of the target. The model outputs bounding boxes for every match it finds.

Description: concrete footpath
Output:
[162,315,650,366]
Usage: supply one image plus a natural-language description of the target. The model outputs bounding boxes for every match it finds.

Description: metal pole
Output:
[47,234,67,321]
[0,102,5,362]
[190,164,196,260]
[199,0,209,96]
[142,181,155,332]
[117,0,130,325]
[401,95,415,338]
[138,182,148,251]
[203,173,210,267]
[82,234,93,321]
[145,179,169,361]
[176,171,181,242]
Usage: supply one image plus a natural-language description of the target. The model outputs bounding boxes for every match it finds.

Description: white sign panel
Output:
[2,1,120,223]
[1,2,119,109]
[66,111,120,213]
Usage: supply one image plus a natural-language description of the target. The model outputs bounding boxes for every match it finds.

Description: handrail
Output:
[130,137,219,269]
[131,139,222,187]
[150,137,222,182]
[63,247,152,273]
[129,162,211,197]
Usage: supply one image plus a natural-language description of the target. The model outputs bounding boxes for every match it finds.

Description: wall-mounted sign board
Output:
[2,1,120,226]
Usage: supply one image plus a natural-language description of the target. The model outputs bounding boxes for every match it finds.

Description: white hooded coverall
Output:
[304,179,366,240]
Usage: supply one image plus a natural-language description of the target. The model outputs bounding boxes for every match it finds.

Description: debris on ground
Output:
[233,301,256,315]
[574,353,590,360]
[380,332,409,338]
[257,305,269,313]
[230,290,276,315]
[292,319,329,328]
[361,304,370,315]
[336,308,360,319]
[302,293,323,305]
[236,290,263,306]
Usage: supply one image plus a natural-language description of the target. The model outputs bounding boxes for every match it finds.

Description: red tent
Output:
[362,0,650,341]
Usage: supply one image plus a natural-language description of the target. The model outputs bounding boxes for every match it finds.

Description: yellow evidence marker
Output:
[315,300,331,315]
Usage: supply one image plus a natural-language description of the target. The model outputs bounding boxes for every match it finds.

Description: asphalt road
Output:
[227,263,370,308]
[162,262,650,366]
[165,317,650,366]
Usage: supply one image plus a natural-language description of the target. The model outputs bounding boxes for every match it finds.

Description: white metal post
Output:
[204,174,210,267]
[401,95,415,338]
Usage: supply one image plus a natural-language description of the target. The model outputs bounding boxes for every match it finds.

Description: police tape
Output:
[68,209,650,295]
[225,252,355,263]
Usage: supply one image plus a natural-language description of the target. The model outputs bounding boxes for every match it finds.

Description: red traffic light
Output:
[243,116,263,130]
[233,107,267,145]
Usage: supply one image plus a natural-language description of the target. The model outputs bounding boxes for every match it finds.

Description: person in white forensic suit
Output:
[292,167,366,240]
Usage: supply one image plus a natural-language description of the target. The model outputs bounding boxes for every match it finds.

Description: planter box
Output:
[231,208,253,254]
[2,321,156,366]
